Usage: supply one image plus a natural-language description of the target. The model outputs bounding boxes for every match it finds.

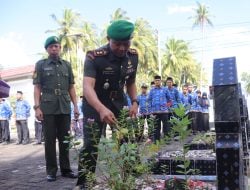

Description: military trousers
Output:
[16,120,29,144]
[77,119,105,185]
[42,114,72,176]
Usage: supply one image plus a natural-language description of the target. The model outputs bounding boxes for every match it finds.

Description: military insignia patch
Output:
[32,71,37,79]
[105,67,113,71]
[93,49,108,57]
[128,48,138,54]
[127,59,132,68]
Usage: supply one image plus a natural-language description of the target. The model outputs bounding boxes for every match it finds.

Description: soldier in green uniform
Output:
[33,36,79,182]
[76,20,139,189]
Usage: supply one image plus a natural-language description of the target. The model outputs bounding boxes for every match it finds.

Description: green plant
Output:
[97,109,156,190]
[168,104,196,189]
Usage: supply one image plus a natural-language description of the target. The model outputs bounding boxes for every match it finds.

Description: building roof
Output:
[0,65,35,81]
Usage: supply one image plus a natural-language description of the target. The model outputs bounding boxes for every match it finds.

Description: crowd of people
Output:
[0,91,84,145]
[136,76,210,143]
[0,20,210,189]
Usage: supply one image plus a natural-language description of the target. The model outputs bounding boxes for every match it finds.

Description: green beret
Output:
[44,36,60,49]
[107,20,134,41]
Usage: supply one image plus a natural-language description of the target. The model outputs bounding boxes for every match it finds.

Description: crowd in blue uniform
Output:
[0,91,84,145]
[0,78,209,145]
[136,76,210,142]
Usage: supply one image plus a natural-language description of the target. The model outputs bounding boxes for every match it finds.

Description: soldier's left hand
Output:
[74,106,80,120]
[129,103,138,118]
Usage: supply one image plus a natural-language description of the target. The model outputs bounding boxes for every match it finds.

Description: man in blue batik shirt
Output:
[15,91,31,144]
[166,77,181,109]
[137,83,150,116]
[137,83,150,141]
[148,75,171,142]
[180,84,192,111]
[0,98,12,144]
[165,77,181,138]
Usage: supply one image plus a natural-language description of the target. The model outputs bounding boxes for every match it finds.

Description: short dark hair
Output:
[166,77,173,82]
[182,84,188,88]
[154,75,161,80]
[151,81,155,85]
[17,91,23,94]
[141,83,148,88]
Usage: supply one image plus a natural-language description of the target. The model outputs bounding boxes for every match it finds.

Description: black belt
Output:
[97,90,123,100]
[42,88,68,95]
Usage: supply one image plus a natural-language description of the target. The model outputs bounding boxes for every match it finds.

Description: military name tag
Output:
[44,67,53,71]
[103,66,115,75]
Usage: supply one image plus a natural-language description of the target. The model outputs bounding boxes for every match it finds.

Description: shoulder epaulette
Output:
[93,49,108,57]
[86,49,108,60]
[128,48,138,55]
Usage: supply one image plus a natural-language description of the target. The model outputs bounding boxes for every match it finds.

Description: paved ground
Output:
[0,138,79,190]
[1,128,249,190]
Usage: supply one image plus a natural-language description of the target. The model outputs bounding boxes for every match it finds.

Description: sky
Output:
[1,0,250,85]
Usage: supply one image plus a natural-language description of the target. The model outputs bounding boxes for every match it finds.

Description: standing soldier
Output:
[33,36,79,182]
[15,91,30,145]
[76,20,138,189]
[0,98,12,144]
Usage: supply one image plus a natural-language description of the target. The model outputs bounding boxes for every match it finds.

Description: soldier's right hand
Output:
[99,107,117,125]
[35,108,44,121]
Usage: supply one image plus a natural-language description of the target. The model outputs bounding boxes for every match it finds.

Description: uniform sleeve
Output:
[126,55,138,85]
[67,62,75,84]
[165,89,171,101]
[175,89,181,103]
[84,55,96,78]
[33,60,43,84]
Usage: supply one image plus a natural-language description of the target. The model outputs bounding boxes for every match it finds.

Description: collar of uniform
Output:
[107,44,128,62]
[47,57,63,65]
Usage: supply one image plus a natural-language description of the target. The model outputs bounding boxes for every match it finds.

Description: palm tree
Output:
[101,9,158,84]
[99,8,131,45]
[46,8,81,62]
[46,9,100,95]
[132,18,158,76]
[241,72,250,95]
[110,8,130,22]
[190,1,213,88]
[161,38,199,87]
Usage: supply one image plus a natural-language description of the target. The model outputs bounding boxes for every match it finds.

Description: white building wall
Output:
[7,78,36,138]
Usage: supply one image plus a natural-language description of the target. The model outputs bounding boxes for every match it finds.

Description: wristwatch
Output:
[33,105,40,110]
[131,99,139,105]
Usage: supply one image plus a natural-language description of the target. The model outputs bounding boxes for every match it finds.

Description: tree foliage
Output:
[46,8,203,94]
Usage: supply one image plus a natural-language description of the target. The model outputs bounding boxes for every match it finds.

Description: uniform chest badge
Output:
[127,59,132,69]
[103,80,110,90]
[105,67,113,71]
[44,67,53,71]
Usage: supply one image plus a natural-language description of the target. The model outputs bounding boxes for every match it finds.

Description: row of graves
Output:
[150,57,249,190]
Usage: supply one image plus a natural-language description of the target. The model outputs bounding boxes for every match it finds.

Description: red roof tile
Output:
[0,65,35,80]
